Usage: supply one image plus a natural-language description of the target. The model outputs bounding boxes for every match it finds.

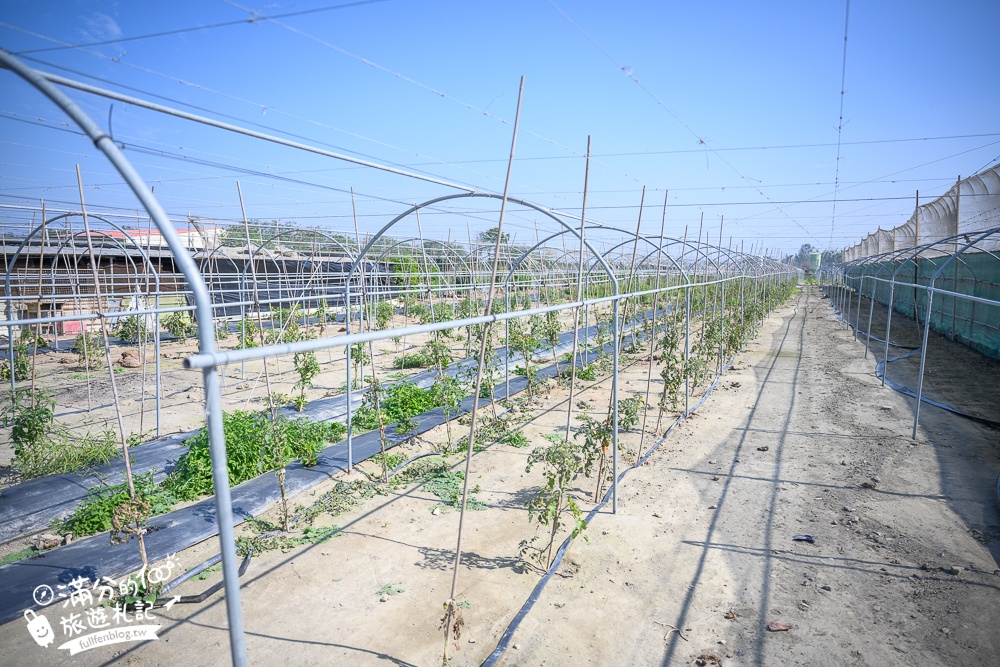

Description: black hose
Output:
[155,547,253,606]
[481,351,739,666]
[838,312,999,429]
[387,452,443,479]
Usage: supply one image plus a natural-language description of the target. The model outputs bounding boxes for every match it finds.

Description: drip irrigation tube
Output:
[481,352,738,666]
[156,547,254,606]
[835,311,1000,429]
[874,353,1000,429]
[387,452,447,479]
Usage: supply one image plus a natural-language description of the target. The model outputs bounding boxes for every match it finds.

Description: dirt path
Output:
[496,285,1000,666]
[1,286,996,666]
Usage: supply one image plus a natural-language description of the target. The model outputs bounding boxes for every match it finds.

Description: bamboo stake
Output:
[638,190,668,459]
[77,164,148,569]
[29,201,46,404]
[443,76,524,664]
[563,136,592,442]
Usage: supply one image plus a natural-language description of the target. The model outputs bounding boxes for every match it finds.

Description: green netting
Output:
[848,251,1000,360]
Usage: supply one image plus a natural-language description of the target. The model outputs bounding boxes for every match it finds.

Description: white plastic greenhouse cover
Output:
[843,163,1000,259]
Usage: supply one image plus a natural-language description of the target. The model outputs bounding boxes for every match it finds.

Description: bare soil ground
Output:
[1,285,997,666]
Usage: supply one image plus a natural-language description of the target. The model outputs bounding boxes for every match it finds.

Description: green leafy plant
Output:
[238,316,261,348]
[266,305,303,344]
[314,298,329,335]
[57,471,177,538]
[393,350,433,369]
[1,339,31,382]
[423,469,485,510]
[507,315,543,399]
[520,436,587,569]
[348,341,369,380]
[235,518,342,556]
[370,452,406,472]
[374,300,394,330]
[72,331,105,371]
[617,395,645,432]
[162,311,197,341]
[2,388,118,480]
[293,341,321,412]
[574,414,613,501]
[431,375,465,452]
[376,583,405,596]
[541,310,562,370]
[352,381,439,432]
[501,431,530,448]
[164,411,341,501]
[114,315,147,344]
[296,479,383,526]
[424,336,453,371]
[105,572,162,609]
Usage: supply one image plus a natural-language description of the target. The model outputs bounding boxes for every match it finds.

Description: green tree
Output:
[478,226,510,245]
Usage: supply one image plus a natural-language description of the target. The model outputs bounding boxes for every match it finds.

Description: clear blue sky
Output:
[2,0,998,257]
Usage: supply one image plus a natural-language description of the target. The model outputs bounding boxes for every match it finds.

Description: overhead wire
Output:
[828,0,851,250]
[7,0,396,55]
[218,0,641,185]
[543,0,826,248]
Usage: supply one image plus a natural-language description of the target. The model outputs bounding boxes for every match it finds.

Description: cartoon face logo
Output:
[24,609,55,648]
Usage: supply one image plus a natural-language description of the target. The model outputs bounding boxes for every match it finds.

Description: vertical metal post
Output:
[682,226,690,415]
[881,281,895,387]
[611,294,620,513]
[912,288,935,439]
[344,278,353,472]
[853,275,864,340]
[845,272,853,331]
[864,272,877,358]
[0,50,248,666]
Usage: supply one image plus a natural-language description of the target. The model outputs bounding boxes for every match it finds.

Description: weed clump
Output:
[2,389,118,480]
[56,472,177,538]
[352,381,439,432]
[164,411,345,501]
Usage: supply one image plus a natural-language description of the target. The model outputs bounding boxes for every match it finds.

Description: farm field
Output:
[2,7,999,664]
[2,285,995,666]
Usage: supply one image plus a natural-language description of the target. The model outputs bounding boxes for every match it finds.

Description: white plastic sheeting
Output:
[844,163,1000,260]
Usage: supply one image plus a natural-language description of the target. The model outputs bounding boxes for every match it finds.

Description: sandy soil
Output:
[1,285,997,666]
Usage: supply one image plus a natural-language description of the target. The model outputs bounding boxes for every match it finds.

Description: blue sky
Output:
[1,0,998,256]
